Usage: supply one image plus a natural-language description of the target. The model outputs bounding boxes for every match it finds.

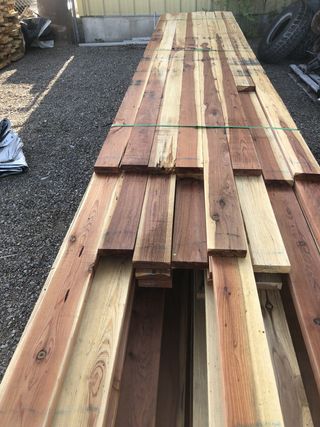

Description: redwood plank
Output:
[268,183,320,395]
[210,254,284,425]
[199,39,246,256]
[176,13,202,173]
[0,175,119,426]
[115,287,165,427]
[121,20,177,170]
[133,175,176,268]
[295,179,320,251]
[94,20,166,173]
[172,178,207,267]
[240,91,292,183]
[99,173,148,254]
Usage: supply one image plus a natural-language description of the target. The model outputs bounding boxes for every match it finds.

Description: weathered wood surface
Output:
[295,179,320,251]
[172,178,207,267]
[255,273,283,290]
[115,287,165,427]
[94,20,166,173]
[268,183,320,395]
[236,175,290,273]
[52,257,133,427]
[259,290,313,427]
[0,175,119,427]
[209,254,284,425]
[99,174,148,254]
[133,175,176,268]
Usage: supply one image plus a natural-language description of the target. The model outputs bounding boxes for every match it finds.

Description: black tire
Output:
[289,31,317,60]
[257,1,313,63]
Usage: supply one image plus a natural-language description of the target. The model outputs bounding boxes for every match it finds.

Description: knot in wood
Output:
[70,235,76,243]
[212,213,220,222]
[313,318,320,326]
[36,349,47,361]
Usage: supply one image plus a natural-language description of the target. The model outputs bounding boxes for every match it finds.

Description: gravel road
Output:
[0,42,319,380]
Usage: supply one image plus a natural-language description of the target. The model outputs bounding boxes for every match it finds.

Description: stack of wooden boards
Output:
[0,11,320,427]
[0,0,24,69]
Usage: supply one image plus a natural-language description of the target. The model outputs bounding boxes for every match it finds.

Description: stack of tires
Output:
[258,1,320,63]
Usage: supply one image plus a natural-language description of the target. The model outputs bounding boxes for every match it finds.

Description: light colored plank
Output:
[205,276,225,427]
[259,290,313,427]
[193,273,209,426]
[210,253,284,425]
[133,175,176,268]
[0,174,119,427]
[52,257,133,427]
[236,175,290,273]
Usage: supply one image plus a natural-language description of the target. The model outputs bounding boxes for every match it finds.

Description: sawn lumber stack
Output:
[1,11,320,427]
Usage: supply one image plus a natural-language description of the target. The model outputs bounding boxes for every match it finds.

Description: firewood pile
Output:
[0,0,24,70]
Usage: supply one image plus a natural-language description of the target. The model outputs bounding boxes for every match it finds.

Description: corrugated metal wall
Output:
[76,0,292,17]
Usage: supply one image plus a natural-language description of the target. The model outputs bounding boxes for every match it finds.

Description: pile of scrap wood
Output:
[0,0,24,69]
[0,11,320,427]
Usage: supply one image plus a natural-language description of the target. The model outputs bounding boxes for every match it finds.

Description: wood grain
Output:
[235,175,290,273]
[115,287,165,427]
[52,257,133,427]
[259,289,313,427]
[176,13,202,173]
[99,173,148,254]
[255,273,283,290]
[210,253,284,425]
[193,16,246,256]
[268,183,320,395]
[172,178,207,267]
[94,20,165,173]
[295,179,320,252]
[133,175,176,268]
[240,91,293,183]
[121,20,176,170]
[0,174,119,427]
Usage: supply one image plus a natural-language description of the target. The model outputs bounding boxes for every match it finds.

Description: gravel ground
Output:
[0,42,320,380]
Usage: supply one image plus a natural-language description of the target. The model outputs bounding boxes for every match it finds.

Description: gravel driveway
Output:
[0,42,319,380]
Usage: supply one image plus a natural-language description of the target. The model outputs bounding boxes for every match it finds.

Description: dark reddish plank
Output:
[268,183,320,394]
[172,178,207,267]
[240,91,290,182]
[202,47,247,256]
[115,287,165,427]
[216,35,261,175]
[94,20,166,173]
[176,14,201,173]
[99,174,148,254]
[295,179,320,251]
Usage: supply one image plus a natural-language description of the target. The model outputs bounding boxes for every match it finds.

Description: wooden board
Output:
[175,14,202,173]
[255,273,283,290]
[121,20,177,170]
[115,287,165,427]
[52,257,133,427]
[172,178,207,267]
[0,175,119,426]
[259,290,313,427]
[133,175,176,268]
[192,17,246,257]
[193,274,209,427]
[295,179,320,252]
[268,183,320,395]
[94,19,166,173]
[240,91,293,183]
[209,254,284,425]
[99,174,148,254]
[156,271,190,427]
[235,175,290,273]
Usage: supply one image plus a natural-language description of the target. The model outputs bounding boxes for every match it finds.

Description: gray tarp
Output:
[0,119,28,177]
